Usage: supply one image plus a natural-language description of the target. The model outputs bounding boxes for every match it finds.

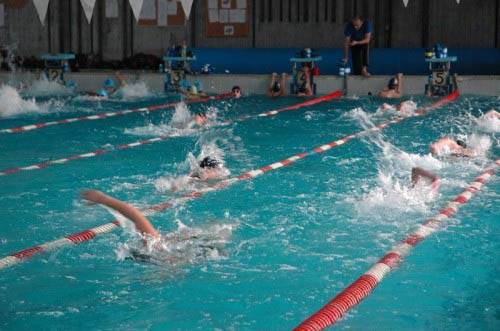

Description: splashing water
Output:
[475,111,500,133]
[115,81,152,100]
[0,84,42,117]
[25,77,74,96]
[116,220,236,266]
[155,140,230,193]
[346,106,443,219]
[126,102,218,137]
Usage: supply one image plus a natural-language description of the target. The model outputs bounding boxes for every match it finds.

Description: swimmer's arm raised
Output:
[411,167,439,186]
[82,190,159,238]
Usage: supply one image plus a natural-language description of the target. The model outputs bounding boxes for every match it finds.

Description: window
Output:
[303,0,309,22]
[279,0,284,22]
[259,0,265,22]
[331,0,336,22]
[268,0,273,22]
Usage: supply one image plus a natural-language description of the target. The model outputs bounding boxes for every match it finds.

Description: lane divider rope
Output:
[0,93,233,134]
[294,158,499,331]
[0,91,459,270]
[0,91,342,177]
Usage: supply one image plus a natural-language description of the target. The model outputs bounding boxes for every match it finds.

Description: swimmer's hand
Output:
[81,190,108,205]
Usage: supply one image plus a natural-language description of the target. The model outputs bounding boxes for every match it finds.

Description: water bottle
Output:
[63,61,69,73]
[159,63,164,73]
[443,47,448,59]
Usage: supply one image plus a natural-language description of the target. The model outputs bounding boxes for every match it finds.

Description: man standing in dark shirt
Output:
[343,15,372,77]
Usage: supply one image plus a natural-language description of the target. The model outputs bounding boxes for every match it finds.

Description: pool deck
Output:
[1,72,499,96]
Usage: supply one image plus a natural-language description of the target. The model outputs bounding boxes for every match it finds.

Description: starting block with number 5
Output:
[425,55,458,97]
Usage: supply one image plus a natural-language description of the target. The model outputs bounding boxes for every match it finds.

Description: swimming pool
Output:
[0,89,498,330]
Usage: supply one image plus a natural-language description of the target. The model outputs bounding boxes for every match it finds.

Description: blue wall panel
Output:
[192,48,500,75]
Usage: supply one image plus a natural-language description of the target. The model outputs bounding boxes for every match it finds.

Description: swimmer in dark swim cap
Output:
[379,73,403,99]
[189,156,227,181]
[430,136,475,157]
[231,86,242,99]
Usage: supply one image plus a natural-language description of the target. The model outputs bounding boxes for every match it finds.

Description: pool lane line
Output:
[294,159,499,331]
[0,93,233,135]
[0,92,458,271]
[0,91,343,177]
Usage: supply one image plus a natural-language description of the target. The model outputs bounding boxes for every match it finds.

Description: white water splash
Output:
[26,78,73,96]
[126,102,218,137]
[115,219,237,266]
[475,111,500,133]
[0,85,42,117]
[154,140,230,192]
[116,81,152,100]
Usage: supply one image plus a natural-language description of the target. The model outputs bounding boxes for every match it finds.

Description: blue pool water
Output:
[0,87,498,330]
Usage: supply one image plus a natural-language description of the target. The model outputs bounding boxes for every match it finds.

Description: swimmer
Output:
[89,71,127,98]
[411,167,440,193]
[483,109,500,119]
[179,83,208,99]
[379,100,417,114]
[296,65,313,97]
[231,86,242,99]
[267,72,287,97]
[430,137,475,157]
[81,190,226,264]
[194,113,208,126]
[379,73,403,99]
[82,190,158,239]
[189,156,227,181]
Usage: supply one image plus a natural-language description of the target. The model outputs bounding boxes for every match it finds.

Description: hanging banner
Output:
[33,0,50,25]
[80,0,97,23]
[129,0,144,21]
[180,0,193,19]
[403,0,409,7]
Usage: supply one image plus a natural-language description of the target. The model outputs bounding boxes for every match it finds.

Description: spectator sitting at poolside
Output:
[296,65,313,97]
[379,73,403,98]
[430,137,475,157]
[231,86,242,99]
[268,73,287,97]
[411,167,440,193]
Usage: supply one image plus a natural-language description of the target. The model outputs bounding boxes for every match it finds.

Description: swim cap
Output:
[456,139,467,148]
[104,78,116,88]
[190,84,198,94]
[199,157,220,169]
[232,86,240,92]
[388,78,398,89]
[97,88,108,97]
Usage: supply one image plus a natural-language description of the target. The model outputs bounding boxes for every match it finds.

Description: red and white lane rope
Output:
[0,92,459,270]
[294,159,499,331]
[0,93,232,134]
[0,91,343,177]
